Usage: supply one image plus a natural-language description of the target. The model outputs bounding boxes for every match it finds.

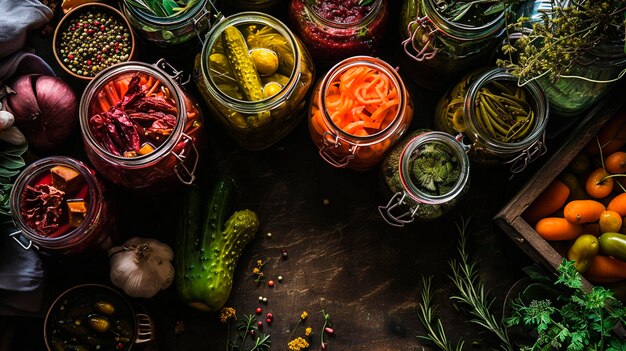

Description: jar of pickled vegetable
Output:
[379,130,470,226]
[222,0,284,11]
[288,0,389,63]
[398,0,506,91]
[433,68,549,171]
[309,56,414,171]
[122,0,218,46]
[9,156,115,255]
[512,0,626,117]
[79,60,203,189]
[194,12,315,150]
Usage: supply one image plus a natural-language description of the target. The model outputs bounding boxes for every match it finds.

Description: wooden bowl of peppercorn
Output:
[53,2,136,81]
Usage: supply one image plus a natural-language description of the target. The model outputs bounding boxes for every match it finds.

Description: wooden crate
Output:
[494,88,626,280]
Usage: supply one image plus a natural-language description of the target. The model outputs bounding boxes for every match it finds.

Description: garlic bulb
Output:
[108,237,175,298]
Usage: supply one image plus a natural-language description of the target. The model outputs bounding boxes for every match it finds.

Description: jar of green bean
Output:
[433,67,549,172]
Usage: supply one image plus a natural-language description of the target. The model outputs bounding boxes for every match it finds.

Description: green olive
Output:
[249,48,279,76]
[599,232,626,261]
[567,234,600,273]
[263,82,282,99]
[87,314,110,333]
[94,301,115,315]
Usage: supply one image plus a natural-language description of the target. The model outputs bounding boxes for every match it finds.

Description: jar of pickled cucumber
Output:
[379,129,470,226]
[433,68,549,172]
[9,156,115,255]
[122,0,218,46]
[288,0,389,63]
[308,56,413,171]
[194,12,315,150]
[398,0,506,91]
[79,60,204,189]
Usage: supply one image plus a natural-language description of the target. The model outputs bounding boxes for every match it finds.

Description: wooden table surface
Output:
[2,1,555,350]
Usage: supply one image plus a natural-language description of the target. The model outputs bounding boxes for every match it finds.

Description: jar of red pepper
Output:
[289,0,389,63]
[79,60,203,189]
[309,56,413,171]
[9,156,115,255]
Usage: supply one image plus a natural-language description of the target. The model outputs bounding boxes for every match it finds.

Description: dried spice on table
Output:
[288,311,312,350]
[220,311,271,351]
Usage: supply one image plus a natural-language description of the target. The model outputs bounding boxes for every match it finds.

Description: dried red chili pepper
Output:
[21,184,65,236]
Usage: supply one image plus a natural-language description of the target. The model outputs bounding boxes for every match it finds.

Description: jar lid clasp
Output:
[193,1,224,45]
[378,192,419,227]
[401,16,438,62]
[9,230,38,251]
[155,58,190,86]
[504,131,547,174]
[172,133,199,185]
[319,131,357,168]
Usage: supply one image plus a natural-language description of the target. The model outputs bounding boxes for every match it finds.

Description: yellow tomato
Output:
[599,210,623,233]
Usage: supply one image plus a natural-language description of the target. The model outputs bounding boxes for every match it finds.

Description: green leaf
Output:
[359,0,374,5]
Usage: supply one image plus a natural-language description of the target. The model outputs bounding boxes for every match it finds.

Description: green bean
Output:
[478,101,497,138]
[492,81,515,95]
[479,96,510,134]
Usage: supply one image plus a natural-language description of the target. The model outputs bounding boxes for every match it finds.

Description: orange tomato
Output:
[563,200,606,224]
[605,151,626,174]
[585,168,614,199]
[599,210,623,233]
[608,193,626,216]
[535,217,583,241]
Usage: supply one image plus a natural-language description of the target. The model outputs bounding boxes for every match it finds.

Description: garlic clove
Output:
[0,110,14,130]
[0,126,26,145]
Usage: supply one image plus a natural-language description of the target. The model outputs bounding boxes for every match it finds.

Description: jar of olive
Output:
[194,12,315,150]
[379,130,470,226]
[433,68,549,171]
[398,0,506,91]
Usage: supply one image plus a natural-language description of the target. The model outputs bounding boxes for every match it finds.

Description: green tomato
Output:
[599,232,626,261]
[567,234,600,273]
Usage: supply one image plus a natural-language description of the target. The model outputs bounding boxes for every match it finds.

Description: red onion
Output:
[5,74,78,151]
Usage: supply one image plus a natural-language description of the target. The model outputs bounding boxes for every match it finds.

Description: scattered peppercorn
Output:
[281,249,288,259]
[278,275,283,282]
[266,318,272,324]
[262,297,268,303]
[56,9,131,77]
[266,232,272,238]
[323,198,330,205]
[256,307,262,314]
[267,313,273,319]
[268,280,275,287]
[258,296,263,302]
[257,321,263,327]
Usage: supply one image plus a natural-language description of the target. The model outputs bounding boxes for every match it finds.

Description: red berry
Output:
[256,307,262,314]
[257,321,263,327]
[266,313,273,319]
[266,318,272,324]
[325,327,334,334]
[100,25,105,31]
[268,280,274,287]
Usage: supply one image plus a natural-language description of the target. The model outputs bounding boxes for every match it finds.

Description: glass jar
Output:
[379,130,470,226]
[222,0,284,11]
[9,156,114,255]
[514,0,626,117]
[194,12,315,150]
[288,0,389,63]
[122,0,218,47]
[308,56,414,171]
[433,68,549,172]
[80,60,204,189]
[398,0,506,91]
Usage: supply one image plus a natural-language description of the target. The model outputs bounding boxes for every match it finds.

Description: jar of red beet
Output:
[309,56,414,171]
[289,0,389,63]
[9,156,114,255]
[79,60,203,189]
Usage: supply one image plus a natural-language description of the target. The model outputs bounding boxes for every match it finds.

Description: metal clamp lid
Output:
[155,58,190,86]
[9,230,39,251]
[193,1,224,45]
[378,192,420,227]
[504,131,547,174]
[402,16,438,61]
[172,133,199,185]
[318,131,357,168]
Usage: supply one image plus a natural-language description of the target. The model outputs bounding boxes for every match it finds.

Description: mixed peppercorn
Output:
[56,9,132,77]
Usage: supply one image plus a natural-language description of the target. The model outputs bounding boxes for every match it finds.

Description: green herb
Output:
[358,0,374,5]
[416,218,513,351]
[410,141,460,195]
[320,310,332,349]
[0,140,27,219]
[417,275,465,351]
[507,259,626,351]
[448,218,514,351]
[434,0,503,23]
[225,314,271,351]
[125,0,200,18]
[497,0,626,84]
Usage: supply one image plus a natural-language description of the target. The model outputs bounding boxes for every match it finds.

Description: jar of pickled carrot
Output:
[9,156,115,255]
[79,60,203,189]
[308,56,413,171]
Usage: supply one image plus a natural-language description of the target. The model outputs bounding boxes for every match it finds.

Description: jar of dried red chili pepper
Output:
[308,56,414,171]
[9,156,115,255]
[289,0,389,63]
[79,60,203,189]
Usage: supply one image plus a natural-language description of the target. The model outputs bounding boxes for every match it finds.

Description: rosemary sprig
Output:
[448,218,514,351]
[417,275,465,351]
[228,315,271,351]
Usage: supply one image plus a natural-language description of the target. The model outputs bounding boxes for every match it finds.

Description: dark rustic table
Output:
[2,1,562,350]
